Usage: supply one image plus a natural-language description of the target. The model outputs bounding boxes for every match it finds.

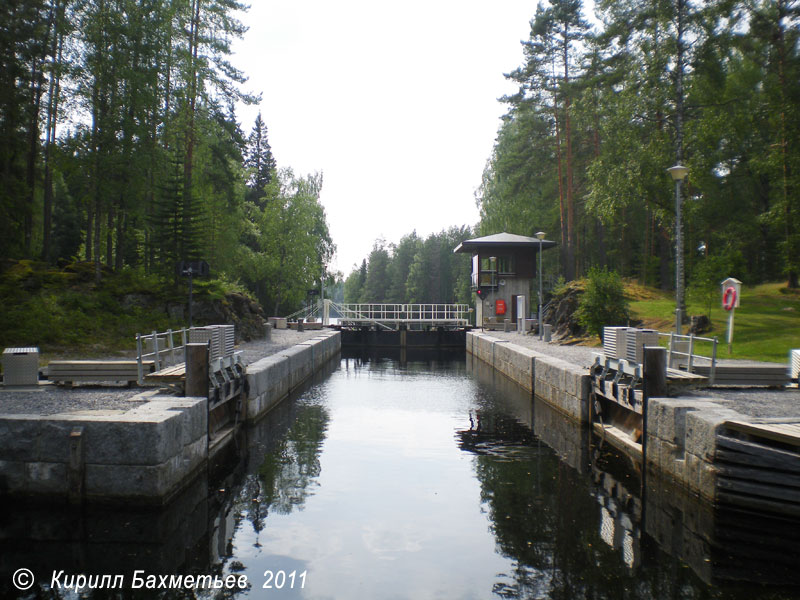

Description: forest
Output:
[348,0,799,304]
[342,228,474,305]
[1,0,333,315]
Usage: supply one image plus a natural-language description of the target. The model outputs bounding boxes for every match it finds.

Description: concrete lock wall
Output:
[0,331,341,504]
[645,397,740,502]
[0,393,208,504]
[245,331,341,422]
[467,331,590,424]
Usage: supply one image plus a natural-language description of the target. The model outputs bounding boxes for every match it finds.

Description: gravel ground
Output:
[684,387,800,420]
[0,384,150,416]
[237,328,331,365]
[0,328,330,416]
[485,330,599,368]
[485,330,800,420]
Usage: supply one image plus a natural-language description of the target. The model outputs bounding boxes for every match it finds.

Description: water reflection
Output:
[466,351,800,598]
[2,352,799,599]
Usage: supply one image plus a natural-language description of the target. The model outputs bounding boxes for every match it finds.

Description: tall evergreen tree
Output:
[245,112,276,207]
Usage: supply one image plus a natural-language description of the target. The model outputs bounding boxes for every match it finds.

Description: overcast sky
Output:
[232,1,550,276]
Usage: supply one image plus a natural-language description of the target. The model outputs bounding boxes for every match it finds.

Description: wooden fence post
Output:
[185,342,209,398]
[643,346,667,398]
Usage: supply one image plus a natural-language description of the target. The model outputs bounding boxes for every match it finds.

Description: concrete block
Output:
[24,461,67,494]
[646,398,722,446]
[0,460,66,495]
[684,407,743,461]
[84,436,206,501]
[685,452,717,502]
[0,417,40,461]
[279,344,312,389]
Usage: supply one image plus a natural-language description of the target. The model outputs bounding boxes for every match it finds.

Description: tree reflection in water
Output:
[237,394,330,541]
[458,410,714,600]
[258,403,329,514]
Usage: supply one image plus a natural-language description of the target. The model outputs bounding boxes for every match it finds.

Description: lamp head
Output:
[667,164,689,181]
[535,231,546,240]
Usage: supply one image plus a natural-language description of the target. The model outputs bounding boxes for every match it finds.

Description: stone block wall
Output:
[467,331,590,423]
[245,330,340,422]
[644,396,742,502]
[0,393,208,504]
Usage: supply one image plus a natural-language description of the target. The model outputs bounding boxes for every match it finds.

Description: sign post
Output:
[177,260,210,328]
[721,277,741,354]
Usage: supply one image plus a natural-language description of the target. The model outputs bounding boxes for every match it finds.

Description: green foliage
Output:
[688,253,743,317]
[237,169,334,315]
[345,227,473,306]
[0,260,260,355]
[575,267,630,341]
[630,282,800,363]
[477,0,800,292]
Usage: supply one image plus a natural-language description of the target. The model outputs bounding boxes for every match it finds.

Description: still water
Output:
[2,352,798,598]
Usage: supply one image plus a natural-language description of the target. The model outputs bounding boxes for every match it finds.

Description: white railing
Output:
[135,328,188,385]
[334,303,470,323]
[660,332,718,385]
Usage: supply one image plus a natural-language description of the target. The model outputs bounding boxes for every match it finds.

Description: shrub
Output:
[576,267,630,341]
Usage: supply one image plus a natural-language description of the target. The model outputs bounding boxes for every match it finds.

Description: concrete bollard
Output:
[264,322,272,340]
[185,342,209,398]
[504,319,510,332]
[543,324,552,342]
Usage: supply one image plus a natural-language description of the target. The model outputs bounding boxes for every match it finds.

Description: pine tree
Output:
[245,112,277,208]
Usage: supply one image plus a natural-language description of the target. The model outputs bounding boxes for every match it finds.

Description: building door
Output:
[511,295,518,323]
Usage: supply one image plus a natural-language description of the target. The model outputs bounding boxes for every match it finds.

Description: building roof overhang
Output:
[453,232,557,254]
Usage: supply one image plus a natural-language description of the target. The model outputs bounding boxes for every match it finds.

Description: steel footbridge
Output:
[286,300,471,331]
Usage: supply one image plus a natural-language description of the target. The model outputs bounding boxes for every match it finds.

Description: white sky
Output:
[232,1,547,276]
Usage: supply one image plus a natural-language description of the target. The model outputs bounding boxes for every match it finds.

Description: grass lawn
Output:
[627,282,799,364]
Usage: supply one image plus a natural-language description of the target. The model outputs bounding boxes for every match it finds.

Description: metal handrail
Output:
[135,328,188,385]
[660,331,718,385]
[335,303,470,322]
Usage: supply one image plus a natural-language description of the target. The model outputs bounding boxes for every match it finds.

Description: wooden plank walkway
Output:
[689,363,788,387]
[724,420,800,448]
[144,363,186,384]
[715,420,800,518]
[666,367,707,394]
[48,360,154,384]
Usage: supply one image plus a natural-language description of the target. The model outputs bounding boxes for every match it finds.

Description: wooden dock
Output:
[716,420,800,518]
[689,362,789,387]
[144,363,186,384]
[48,360,154,385]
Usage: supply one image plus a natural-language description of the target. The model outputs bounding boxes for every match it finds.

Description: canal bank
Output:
[467,330,800,514]
[466,353,799,588]
[0,330,340,505]
[2,346,798,597]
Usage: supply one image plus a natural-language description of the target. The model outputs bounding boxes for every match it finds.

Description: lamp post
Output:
[536,231,545,339]
[667,164,689,334]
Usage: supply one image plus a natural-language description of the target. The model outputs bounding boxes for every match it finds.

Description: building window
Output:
[497,256,514,274]
[473,255,515,289]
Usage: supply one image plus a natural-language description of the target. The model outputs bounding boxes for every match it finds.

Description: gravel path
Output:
[484,330,599,368]
[484,330,800,420]
[684,387,800,420]
[0,384,150,416]
[237,328,330,365]
[0,328,329,416]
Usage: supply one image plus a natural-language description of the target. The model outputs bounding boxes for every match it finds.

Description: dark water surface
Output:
[2,352,798,598]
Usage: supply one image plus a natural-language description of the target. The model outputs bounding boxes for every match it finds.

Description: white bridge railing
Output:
[284,300,470,330]
[335,303,469,324]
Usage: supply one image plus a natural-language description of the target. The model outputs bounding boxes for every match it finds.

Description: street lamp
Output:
[667,164,689,334]
[536,231,545,339]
